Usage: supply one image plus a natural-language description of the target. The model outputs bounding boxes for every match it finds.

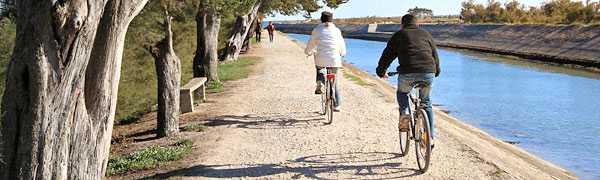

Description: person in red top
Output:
[267,21,275,42]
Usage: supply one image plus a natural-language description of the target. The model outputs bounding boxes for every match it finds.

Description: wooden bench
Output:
[180,77,207,113]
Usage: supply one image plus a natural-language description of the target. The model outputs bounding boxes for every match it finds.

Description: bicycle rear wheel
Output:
[326,78,334,124]
[321,83,327,115]
[414,108,432,173]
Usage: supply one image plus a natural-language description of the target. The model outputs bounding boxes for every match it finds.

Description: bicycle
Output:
[387,71,432,173]
[320,68,337,124]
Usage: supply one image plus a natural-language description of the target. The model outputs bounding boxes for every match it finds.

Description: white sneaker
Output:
[333,106,341,112]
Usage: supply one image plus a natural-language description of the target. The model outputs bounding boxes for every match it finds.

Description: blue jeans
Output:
[397,73,435,137]
[316,66,341,106]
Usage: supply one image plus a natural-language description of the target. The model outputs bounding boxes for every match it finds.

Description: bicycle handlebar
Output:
[387,72,399,76]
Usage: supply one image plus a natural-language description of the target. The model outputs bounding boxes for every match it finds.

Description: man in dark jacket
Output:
[255,19,262,42]
[376,14,440,147]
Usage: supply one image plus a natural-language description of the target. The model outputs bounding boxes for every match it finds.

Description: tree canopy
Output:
[408,6,434,18]
[260,0,349,18]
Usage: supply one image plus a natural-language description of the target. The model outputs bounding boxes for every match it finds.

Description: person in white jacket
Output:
[305,11,347,111]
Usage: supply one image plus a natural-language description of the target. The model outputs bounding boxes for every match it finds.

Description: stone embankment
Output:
[275,23,600,67]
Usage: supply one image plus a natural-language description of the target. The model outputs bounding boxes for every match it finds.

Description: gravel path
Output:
[169,32,575,180]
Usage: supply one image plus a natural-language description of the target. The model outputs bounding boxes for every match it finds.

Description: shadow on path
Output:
[202,111,330,129]
[140,152,422,180]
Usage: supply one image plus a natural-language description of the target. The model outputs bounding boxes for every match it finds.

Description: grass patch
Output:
[488,169,507,177]
[193,99,213,104]
[585,66,600,72]
[561,64,600,73]
[0,18,16,109]
[344,72,371,86]
[218,56,261,81]
[106,138,195,176]
[205,81,224,90]
[182,125,205,132]
[291,39,297,43]
[569,22,586,26]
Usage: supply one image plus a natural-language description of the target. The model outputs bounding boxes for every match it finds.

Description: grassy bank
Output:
[0,18,15,108]
[0,1,255,125]
[114,1,252,124]
[218,56,261,82]
[205,56,262,92]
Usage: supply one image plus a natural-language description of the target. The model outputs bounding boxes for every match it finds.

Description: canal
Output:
[287,33,600,180]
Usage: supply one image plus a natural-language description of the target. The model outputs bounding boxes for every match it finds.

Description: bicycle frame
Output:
[388,71,432,172]
[407,87,422,139]
[325,69,336,103]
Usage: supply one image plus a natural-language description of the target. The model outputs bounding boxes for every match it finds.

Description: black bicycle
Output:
[388,72,432,173]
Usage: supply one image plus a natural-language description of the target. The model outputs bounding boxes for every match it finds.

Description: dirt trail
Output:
[135,31,576,180]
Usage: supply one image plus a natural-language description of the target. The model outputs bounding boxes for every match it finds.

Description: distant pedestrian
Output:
[255,19,262,42]
[267,21,275,42]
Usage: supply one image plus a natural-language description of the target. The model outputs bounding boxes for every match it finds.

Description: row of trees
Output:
[461,0,600,24]
[0,0,348,179]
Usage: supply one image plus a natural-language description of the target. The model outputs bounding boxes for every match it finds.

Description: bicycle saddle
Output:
[411,81,429,88]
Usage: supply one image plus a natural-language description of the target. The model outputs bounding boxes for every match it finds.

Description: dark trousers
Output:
[269,33,273,42]
[255,32,261,42]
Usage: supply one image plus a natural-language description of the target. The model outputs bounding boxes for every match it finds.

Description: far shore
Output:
[275,23,600,73]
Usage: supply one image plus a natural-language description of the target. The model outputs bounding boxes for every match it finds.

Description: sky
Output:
[264,0,582,21]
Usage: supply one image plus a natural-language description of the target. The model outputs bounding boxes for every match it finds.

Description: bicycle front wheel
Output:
[414,108,432,173]
[398,115,410,156]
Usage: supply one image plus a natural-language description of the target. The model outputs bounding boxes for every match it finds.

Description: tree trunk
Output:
[147,8,181,138]
[193,4,220,83]
[241,19,258,53]
[221,0,261,62]
[0,0,147,179]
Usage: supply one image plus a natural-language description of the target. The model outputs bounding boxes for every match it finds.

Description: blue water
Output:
[288,33,600,179]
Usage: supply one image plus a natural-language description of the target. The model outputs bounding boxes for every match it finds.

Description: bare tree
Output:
[221,0,261,62]
[146,6,181,138]
[0,0,147,179]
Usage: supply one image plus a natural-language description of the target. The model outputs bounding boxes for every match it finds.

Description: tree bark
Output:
[241,19,258,53]
[0,0,147,179]
[193,3,220,83]
[147,8,181,138]
[221,0,261,62]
